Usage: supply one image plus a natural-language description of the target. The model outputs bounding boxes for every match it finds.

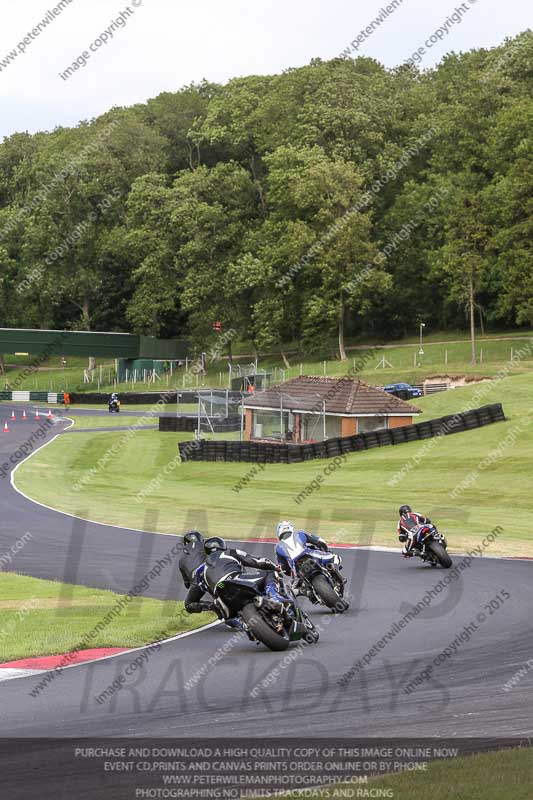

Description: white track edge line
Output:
[0,621,222,684]
[9,425,533,561]
[4,422,532,682]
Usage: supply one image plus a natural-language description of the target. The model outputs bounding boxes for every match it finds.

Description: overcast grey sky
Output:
[0,0,529,140]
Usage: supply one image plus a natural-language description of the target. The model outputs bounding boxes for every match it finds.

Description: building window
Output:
[357,416,388,433]
[302,414,342,441]
[252,410,294,440]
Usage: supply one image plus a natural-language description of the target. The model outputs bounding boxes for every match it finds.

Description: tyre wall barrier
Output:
[159,415,241,433]
[177,404,505,463]
[69,390,245,405]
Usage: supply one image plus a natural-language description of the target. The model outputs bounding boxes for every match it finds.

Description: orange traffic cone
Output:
[22,410,27,420]
[47,409,52,419]
[3,421,9,433]
[35,409,40,419]
[10,410,15,420]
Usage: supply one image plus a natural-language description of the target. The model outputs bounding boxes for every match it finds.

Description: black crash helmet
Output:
[204,536,226,555]
[183,530,203,547]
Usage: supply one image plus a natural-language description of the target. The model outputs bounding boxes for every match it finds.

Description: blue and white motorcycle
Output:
[276,531,349,613]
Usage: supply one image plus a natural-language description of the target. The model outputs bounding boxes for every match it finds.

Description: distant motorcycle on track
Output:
[406,523,452,569]
[276,530,349,613]
[108,395,120,413]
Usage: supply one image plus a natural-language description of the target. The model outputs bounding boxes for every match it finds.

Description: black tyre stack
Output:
[174,403,505,466]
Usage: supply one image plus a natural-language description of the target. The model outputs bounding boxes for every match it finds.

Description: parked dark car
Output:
[384,382,423,400]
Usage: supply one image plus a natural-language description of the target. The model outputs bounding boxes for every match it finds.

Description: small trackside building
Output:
[242,375,422,443]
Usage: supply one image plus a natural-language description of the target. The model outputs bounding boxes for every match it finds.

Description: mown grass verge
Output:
[13,372,533,556]
[0,572,214,663]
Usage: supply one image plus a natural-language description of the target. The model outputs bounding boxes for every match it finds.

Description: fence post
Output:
[323,360,326,375]
[445,349,448,366]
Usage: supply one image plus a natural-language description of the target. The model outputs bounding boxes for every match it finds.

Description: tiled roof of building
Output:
[243,375,421,415]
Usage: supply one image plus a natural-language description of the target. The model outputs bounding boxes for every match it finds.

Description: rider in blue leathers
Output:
[275,521,329,578]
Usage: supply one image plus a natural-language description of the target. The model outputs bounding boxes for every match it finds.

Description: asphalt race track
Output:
[0,408,532,741]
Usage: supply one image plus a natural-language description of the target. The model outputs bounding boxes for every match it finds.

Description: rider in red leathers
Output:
[397,504,432,557]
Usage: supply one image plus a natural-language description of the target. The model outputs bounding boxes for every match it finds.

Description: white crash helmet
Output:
[276,520,294,540]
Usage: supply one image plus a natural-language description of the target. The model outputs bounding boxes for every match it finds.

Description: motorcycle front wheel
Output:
[426,541,452,569]
[311,574,349,612]
[241,603,290,651]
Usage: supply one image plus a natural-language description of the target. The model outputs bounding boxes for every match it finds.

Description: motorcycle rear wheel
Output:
[426,541,452,569]
[241,603,290,651]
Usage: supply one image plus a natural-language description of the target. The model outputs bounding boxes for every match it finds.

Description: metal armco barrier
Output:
[0,390,61,403]
[177,404,505,464]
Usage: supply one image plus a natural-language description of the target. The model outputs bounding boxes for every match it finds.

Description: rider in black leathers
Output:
[184,537,285,614]
[178,531,216,613]
[179,530,206,590]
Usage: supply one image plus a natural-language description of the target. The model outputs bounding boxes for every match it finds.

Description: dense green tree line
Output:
[0,32,531,358]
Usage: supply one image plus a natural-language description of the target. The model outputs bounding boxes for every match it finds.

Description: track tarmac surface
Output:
[0,409,532,739]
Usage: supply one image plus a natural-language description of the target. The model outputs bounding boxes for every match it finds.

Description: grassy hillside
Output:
[2,332,533,394]
[257,335,533,387]
[14,371,533,556]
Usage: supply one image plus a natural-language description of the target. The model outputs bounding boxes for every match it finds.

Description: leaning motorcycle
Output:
[108,399,120,413]
[212,570,319,652]
[277,531,349,613]
[406,524,452,569]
